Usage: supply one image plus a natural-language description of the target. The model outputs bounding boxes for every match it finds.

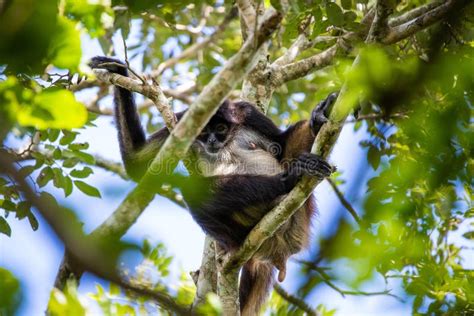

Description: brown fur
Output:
[240,260,274,316]
[238,120,317,315]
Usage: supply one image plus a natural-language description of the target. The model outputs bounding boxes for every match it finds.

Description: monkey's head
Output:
[197,117,233,154]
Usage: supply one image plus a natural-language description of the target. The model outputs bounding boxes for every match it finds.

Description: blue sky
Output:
[0,23,418,315]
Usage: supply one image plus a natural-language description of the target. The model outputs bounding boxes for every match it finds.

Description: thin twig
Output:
[298,260,404,302]
[326,178,361,224]
[274,284,318,316]
[122,37,146,84]
[344,112,410,123]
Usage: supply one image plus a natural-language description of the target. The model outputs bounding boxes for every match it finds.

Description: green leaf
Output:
[70,167,93,178]
[311,7,326,39]
[37,167,54,188]
[53,148,62,159]
[367,146,381,170]
[17,89,87,130]
[0,0,58,74]
[68,143,89,151]
[0,217,12,237]
[462,231,474,240]
[0,268,21,315]
[60,131,78,145]
[47,281,86,315]
[71,151,95,165]
[27,212,39,231]
[74,180,101,198]
[63,157,80,168]
[326,3,344,27]
[19,165,36,178]
[1,200,16,212]
[16,201,31,220]
[48,16,82,71]
[48,129,61,142]
[341,0,352,10]
[64,176,73,197]
[52,168,66,189]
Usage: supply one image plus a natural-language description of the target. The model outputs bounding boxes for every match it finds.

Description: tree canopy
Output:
[0,0,473,315]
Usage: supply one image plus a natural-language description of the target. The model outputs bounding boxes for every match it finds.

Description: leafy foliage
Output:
[0,268,22,315]
[1,0,473,315]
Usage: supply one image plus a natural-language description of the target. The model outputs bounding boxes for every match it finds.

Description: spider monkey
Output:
[90,56,337,316]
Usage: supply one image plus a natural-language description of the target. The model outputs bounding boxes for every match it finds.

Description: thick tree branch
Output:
[0,152,191,316]
[366,0,394,43]
[270,44,339,86]
[54,8,281,291]
[383,0,468,44]
[222,0,392,277]
[192,236,218,309]
[236,0,257,39]
[388,0,444,27]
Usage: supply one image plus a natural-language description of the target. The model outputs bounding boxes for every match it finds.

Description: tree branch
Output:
[299,261,402,301]
[270,44,339,86]
[151,7,238,77]
[326,178,361,225]
[383,0,468,44]
[273,284,318,316]
[192,236,218,309]
[366,0,394,43]
[0,152,191,316]
[388,0,444,27]
[53,7,281,292]
[93,71,177,130]
[236,0,257,39]
[222,0,391,279]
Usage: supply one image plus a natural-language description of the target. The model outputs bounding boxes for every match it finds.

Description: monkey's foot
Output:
[310,91,339,135]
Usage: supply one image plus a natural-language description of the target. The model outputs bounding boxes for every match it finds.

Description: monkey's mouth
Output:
[206,146,220,154]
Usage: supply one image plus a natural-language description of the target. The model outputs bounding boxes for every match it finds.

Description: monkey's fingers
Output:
[297,153,334,178]
[89,56,127,75]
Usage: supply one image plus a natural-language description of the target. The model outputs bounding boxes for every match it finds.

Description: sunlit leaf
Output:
[74,180,101,198]
[0,217,12,237]
[48,17,82,71]
[17,89,87,129]
[0,268,21,314]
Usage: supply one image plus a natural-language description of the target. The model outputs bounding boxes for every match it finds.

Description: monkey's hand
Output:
[282,153,335,189]
[88,56,128,76]
[310,91,339,135]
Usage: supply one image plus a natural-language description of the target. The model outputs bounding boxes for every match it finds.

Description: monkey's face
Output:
[197,122,231,154]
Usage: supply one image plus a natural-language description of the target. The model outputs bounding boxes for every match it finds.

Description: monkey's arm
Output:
[89,56,184,180]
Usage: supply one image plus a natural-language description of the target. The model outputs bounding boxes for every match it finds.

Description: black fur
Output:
[90,56,336,314]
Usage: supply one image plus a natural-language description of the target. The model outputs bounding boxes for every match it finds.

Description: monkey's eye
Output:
[215,123,228,134]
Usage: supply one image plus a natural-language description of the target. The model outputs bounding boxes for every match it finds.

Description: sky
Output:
[0,22,416,316]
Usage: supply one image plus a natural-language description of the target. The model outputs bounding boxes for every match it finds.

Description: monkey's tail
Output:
[239,259,274,316]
